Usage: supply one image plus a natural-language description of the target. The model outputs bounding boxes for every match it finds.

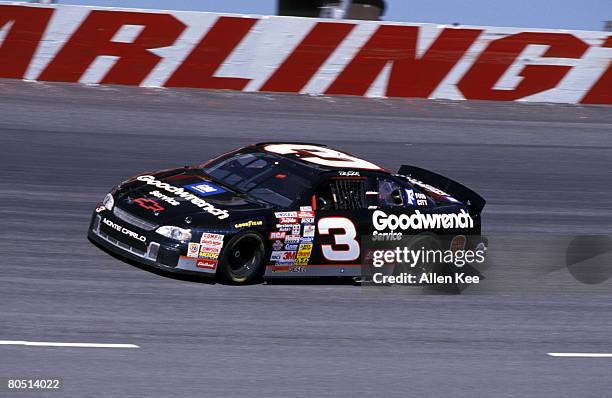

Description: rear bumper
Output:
[88,212,216,276]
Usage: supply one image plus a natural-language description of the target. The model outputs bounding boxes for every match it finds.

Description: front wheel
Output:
[217,232,266,284]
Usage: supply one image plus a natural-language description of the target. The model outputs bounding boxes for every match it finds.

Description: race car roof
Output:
[250,142,386,173]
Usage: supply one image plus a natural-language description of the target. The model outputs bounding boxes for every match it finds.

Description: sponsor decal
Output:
[234,220,263,229]
[199,251,219,260]
[136,176,229,219]
[201,232,224,242]
[289,266,307,273]
[339,171,360,177]
[406,177,460,204]
[200,238,223,246]
[197,233,224,259]
[272,251,298,264]
[300,206,313,212]
[279,217,298,224]
[298,244,313,257]
[301,217,315,224]
[415,192,428,206]
[134,197,165,212]
[299,237,314,244]
[102,218,146,242]
[275,211,298,218]
[102,217,147,243]
[294,253,310,265]
[294,257,309,265]
[149,190,179,206]
[273,240,283,250]
[200,245,221,254]
[95,205,106,213]
[298,211,314,218]
[405,189,415,205]
[284,244,299,251]
[269,231,286,240]
[372,210,474,231]
[372,231,403,241]
[276,224,293,231]
[196,259,217,270]
[303,225,315,237]
[284,235,300,244]
[298,243,313,251]
[292,225,301,235]
[187,243,200,258]
[183,182,226,197]
[273,251,296,261]
[406,189,428,206]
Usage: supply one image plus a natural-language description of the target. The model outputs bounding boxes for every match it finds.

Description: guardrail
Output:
[0,3,610,104]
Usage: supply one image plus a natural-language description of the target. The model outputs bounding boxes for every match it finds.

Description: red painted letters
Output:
[261,22,355,93]
[165,16,257,90]
[0,5,53,79]
[39,10,185,85]
[581,36,612,105]
[458,32,588,101]
[326,25,482,98]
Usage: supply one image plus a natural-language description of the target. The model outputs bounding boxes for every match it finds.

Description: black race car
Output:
[88,143,487,284]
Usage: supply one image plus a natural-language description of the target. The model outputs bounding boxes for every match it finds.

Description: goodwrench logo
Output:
[136,176,229,219]
[373,210,474,231]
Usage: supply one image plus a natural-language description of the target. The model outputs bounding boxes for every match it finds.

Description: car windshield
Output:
[202,151,313,207]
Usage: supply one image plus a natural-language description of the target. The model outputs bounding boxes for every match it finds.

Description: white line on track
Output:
[0,340,139,349]
[548,353,612,358]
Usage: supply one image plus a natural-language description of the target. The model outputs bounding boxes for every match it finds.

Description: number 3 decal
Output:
[317,217,360,262]
[264,144,381,170]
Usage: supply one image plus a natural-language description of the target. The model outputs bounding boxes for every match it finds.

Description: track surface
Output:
[1,79,611,397]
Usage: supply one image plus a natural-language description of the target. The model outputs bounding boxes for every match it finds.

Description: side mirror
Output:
[391,189,403,206]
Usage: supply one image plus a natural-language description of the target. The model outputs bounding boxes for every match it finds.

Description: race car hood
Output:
[113,168,270,226]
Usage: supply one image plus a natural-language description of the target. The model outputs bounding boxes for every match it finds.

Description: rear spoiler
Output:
[398,165,486,214]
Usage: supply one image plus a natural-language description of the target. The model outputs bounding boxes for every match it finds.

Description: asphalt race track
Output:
[1,79,611,397]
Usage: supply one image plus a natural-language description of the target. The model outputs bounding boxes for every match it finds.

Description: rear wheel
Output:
[393,234,441,277]
[218,232,265,284]
[400,234,467,294]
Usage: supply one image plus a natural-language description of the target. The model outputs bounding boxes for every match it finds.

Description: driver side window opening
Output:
[314,178,366,210]
[377,178,403,207]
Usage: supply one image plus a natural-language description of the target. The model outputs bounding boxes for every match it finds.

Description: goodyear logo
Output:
[234,220,263,229]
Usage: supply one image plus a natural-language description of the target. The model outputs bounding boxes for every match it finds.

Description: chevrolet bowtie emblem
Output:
[133,197,165,212]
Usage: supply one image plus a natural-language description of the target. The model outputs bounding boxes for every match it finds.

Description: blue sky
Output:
[59,0,611,31]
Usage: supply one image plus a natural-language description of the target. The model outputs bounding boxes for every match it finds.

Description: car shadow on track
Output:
[88,237,481,291]
[89,237,356,286]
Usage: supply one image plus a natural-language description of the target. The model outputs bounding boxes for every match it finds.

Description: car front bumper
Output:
[88,210,217,276]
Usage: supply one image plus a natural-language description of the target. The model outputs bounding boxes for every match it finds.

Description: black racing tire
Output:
[217,231,266,285]
[393,233,442,277]
[401,234,467,294]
